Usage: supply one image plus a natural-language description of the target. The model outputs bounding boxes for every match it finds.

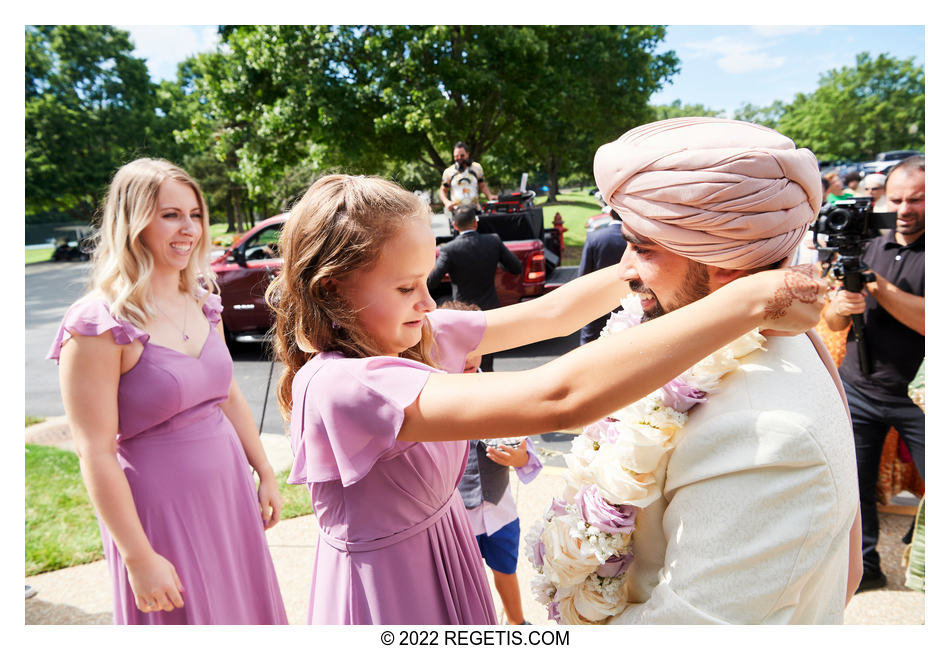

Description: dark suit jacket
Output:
[427,230,522,310]
[578,221,627,344]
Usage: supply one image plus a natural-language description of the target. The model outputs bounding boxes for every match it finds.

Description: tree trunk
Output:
[230,186,247,233]
[226,199,236,234]
[546,155,561,203]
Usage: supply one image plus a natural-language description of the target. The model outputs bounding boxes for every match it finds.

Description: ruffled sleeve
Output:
[200,291,223,326]
[288,354,441,486]
[47,299,150,363]
[428,308,486,373]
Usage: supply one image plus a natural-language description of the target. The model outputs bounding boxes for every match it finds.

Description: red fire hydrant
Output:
[552,212,567,251]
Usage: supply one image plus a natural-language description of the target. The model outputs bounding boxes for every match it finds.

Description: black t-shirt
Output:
[838,231,924,403]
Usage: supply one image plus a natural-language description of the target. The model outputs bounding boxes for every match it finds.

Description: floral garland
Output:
[525,294,766,624]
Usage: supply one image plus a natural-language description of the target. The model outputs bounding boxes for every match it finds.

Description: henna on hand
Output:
[764,265,822,320]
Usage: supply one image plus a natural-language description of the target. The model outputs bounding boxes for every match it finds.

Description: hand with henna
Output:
[756,264,830,336]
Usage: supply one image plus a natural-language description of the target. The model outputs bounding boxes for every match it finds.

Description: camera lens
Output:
[827,208,851,232]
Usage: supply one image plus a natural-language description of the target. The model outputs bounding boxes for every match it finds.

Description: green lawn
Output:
[25,443,313,576]
[25,444,102,575]
[26,247,54,265]
[537,188,603,265]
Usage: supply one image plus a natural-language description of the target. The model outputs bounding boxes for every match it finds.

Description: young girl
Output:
[268,174,826,625]
[48,159,287,624]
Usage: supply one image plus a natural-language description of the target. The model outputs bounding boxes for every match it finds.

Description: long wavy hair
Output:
[266,174,438,420]
[84,158,216,328]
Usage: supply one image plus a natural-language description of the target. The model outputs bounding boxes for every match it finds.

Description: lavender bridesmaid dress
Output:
[48,294,287,625]
[288,309,497,624]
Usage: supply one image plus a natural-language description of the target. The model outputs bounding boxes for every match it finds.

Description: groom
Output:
[593,117,861,624]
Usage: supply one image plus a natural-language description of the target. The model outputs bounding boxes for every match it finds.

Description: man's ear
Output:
[707,266,748,290]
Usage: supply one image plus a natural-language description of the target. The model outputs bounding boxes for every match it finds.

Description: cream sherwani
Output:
[610,333,858,624]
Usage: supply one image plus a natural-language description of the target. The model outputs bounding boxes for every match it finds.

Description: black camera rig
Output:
[810,196,896,375]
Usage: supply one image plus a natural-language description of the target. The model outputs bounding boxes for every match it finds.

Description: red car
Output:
[210,215,285,344]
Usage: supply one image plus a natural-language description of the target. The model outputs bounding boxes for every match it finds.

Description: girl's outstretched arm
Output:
[473,264,630,357]
[401,266,826,442]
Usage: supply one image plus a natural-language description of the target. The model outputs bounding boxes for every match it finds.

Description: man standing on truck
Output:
[440,142,497,213]
[426,205,522,371]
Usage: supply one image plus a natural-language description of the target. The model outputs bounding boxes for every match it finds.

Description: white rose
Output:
[540,513,603,588]
[571,575,628,622]
[598,423,672,474]
[564,434,599,492]
[530,573,556,606]
[588,446,662,507]
[613,395,686,436]
[554,576,627,625]
[725,330,766,358]
[687,331,765,390]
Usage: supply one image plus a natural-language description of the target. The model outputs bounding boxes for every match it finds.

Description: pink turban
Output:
[593,117,821,269]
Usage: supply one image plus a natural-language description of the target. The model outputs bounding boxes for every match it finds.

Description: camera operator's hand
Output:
[829,287,867,319]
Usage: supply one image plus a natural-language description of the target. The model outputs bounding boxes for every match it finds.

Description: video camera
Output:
[810,196,896,375]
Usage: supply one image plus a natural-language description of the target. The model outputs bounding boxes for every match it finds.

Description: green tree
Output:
[25,25,181,220]
[511,26,679,201]
[776,52,924,161]
[651,99,723,121]
[184,26,680,205]
[732,100,784,130]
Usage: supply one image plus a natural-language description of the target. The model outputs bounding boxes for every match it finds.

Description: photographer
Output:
[439,141,496,213]
[825,156,925,593]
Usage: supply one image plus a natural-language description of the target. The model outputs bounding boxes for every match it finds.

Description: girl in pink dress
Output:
[49,159,287,624]
[267,174,829,625]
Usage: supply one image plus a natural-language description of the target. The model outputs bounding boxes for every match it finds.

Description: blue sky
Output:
[122,24,925,118]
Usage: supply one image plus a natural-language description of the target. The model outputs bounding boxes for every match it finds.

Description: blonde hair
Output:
[85,158,216,328]
[267,174,438,420]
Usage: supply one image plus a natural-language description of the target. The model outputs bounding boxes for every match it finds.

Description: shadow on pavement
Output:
[26,600,111,625]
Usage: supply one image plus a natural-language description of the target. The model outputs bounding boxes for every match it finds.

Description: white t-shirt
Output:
[442,161,485,207]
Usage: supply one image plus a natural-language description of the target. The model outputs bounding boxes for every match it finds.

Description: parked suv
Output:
[862,150,922,176]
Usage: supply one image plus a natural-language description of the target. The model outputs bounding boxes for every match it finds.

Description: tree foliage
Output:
[25,25,183,220]
[26,29,926,226]
[651,99,723,121]
[510,26,678,200]
[182,25,678,205]
[766,53,923,160]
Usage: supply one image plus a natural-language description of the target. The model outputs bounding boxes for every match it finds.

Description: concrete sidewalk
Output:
[26,423,924,625]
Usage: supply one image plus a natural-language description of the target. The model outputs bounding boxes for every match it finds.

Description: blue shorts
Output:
[475,518,520,574]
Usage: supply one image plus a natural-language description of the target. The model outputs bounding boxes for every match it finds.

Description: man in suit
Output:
[593,117,861,624]
[427,205,522,370]
[577,210,627,345]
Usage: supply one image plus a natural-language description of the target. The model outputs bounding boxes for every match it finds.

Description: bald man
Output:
[593,118,861,624]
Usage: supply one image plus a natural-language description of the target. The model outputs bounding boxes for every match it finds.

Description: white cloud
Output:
[680,35,786,74]
[719,52,786,74]
[119,25,219,81]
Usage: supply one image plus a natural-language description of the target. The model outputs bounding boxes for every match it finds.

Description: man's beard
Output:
[629,261,711,322]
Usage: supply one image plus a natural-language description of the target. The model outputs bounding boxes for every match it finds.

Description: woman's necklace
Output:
[155,293,190,341]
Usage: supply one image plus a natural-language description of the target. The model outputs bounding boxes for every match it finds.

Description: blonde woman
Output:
[48,159,287,624]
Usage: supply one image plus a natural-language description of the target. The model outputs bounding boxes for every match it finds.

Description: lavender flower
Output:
[547,600,561,622]
[596,553,633,578]
[659,377,707,412]
[549,497,570,517]
[582,418,621,444]
[575,484,638,534]
[530,536,545,569]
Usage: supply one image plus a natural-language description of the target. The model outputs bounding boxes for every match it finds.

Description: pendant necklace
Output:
[155,293,190,341]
